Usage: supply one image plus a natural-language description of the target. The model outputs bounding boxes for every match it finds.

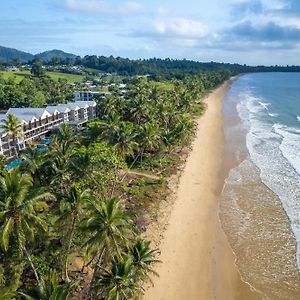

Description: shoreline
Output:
[143,80,260,300]
[220,73,300,300]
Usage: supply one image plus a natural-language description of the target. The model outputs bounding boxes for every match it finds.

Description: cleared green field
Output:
[47,71,85,83]
[152,81,174,91]
[0,70,31,82]
[0,70,86,83]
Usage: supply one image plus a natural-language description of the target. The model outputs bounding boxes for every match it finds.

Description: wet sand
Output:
[219,76,300,300]
[144,81,260,300]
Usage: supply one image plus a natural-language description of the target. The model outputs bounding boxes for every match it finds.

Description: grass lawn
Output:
[47,71,86,83]
[0,70,31,82]
[152,81,174,91]
[0,70,86,84]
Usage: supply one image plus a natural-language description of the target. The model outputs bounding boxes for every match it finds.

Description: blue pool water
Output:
[4,140,49,169]
[36,145,47,153]
[5,158,21,169]
[43,137,52,145]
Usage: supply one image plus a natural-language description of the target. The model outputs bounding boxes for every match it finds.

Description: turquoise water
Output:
[43,137,51,145]
[5,159,21,169]
[5,142,49,169]
[36,145,47,153]
[220,72,300,299]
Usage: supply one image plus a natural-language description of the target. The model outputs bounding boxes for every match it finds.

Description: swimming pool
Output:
[5,159,21,170]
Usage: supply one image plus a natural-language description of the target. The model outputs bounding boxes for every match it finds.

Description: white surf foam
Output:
[237,94,300,270]
[258,101,271,110]
[273,124,300,176]
[268,113,278,117]
[297,116,300,122]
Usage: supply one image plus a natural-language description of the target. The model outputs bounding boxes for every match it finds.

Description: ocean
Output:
[220,73,300,300]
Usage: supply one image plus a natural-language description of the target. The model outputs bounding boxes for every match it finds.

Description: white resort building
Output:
[74,91,103,101]
[0,101,97,159]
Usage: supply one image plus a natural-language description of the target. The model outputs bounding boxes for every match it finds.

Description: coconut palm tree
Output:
[108,121,138,160]
[0,114,23,158]
[56,185,90,282]
[20,146,47,186]
[129,238,160,282]
[56,124,77,157]
[105,121,138,196]
[136,122,161,166]
[0,169,55,287]
[48,131,77,193]
[95,256,140,300]
[19,269,76,300]
[80,198,132,296]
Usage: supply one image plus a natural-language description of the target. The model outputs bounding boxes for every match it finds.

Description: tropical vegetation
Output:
[0,70,229,299]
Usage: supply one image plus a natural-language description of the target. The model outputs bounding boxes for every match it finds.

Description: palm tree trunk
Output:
[64,216,76,283]
[88,247,105,298]
[24,246,41,287]
[120,152,140,183]
[13,135,19,158]
[110,155,121,197]
[140,148,144,168]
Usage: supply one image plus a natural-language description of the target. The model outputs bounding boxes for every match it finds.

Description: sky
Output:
[0,0,300,65]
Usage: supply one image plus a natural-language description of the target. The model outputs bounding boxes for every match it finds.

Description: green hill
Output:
[0,46,77,63]
[0,45,34,63]
[36,49,77,62]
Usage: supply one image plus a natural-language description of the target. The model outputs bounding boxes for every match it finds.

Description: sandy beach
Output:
[143,81,260,300]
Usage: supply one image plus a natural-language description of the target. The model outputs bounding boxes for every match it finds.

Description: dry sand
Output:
[143,81,261,300]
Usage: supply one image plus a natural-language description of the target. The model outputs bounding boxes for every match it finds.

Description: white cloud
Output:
[65,0,143,15]
[157,6,169,16]
[153,18,209,39]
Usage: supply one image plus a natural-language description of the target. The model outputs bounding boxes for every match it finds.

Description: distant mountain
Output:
[0,46,77,63]
[36,49,77,62]
[0,45,34,63]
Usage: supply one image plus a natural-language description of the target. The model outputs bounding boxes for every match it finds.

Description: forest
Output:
[0,76,74,109]
[0,70,230,299]
[45,56,300,79]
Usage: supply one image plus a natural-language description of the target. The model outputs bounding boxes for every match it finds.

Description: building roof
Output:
[74,101,97,108]
[47,105,71,113]
[6,108,52,123]
[74,102,89,109]
[74,91,101,95]
[65,103,80,111]
[45,107,61,114]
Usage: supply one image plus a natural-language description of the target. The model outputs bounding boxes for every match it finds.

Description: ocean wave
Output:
[268,113,278,117]
[258,101,271,110]
[297,116,300,122]
[237,96,300,270]
[273,124,300,176]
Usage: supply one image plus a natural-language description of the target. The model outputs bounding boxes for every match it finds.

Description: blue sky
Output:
[1,0,300,65]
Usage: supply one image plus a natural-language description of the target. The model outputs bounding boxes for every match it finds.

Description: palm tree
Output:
[95,256,140,300]
[0,114,23,158]
[56,185,90,282]
[108,121,138,160]
[136,122,161,166]
[20,269,76,300]
[162,114,194,148]
[80,198,132,296]
[20,146,47,186]
[48,135,76,193]
[129,238,160,282]
[56,123,77,157]
[105,121,138,196]
[0,169,55,287]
